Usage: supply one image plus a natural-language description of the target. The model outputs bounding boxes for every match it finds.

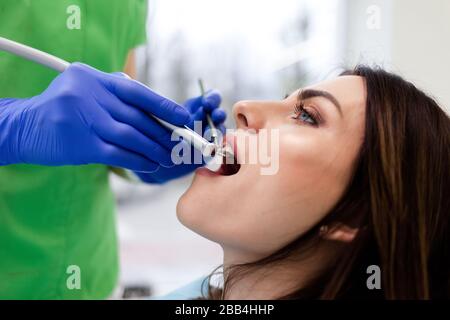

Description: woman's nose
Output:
[232,100,266,131]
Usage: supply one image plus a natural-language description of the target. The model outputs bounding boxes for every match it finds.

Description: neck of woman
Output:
[221,243,335,300]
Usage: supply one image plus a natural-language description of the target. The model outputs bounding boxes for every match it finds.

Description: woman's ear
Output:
[319,223,359,243]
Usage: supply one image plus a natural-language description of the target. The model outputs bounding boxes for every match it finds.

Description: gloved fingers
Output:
[191,106,205,122]
[183,95,202,113]
[92,115,174,168]
[191,107,226,127]
[99,142,160,173]
[184,90,222,113]
[202,89,222,112]
[0,98,19,107]
[211,108,227,124]
[111,72,131,79]
[186,106,208,132]
[138,160,203,184]
[100,93,177,151]
[188,106,227,137]
[105,75,190,126]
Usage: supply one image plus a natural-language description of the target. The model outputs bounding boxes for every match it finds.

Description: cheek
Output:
[277,131,342,194]
[256,132,351,237]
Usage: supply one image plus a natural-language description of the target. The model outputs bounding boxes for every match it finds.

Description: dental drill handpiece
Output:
[0,36,229,162]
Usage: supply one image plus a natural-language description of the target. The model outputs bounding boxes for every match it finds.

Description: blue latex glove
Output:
[0,63,190,172]
[135,89,227,184]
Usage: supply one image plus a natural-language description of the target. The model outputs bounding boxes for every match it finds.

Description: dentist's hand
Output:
[135,89,226,183]
[0,63,190,172]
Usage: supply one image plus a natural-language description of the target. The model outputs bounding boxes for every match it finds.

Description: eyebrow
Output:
[298,89,343,117]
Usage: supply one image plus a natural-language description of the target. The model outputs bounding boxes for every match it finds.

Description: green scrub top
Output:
[0,0,147,299]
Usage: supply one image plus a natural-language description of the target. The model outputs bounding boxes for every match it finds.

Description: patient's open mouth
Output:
[216,137,240,176]
[217,152,240,176]
[201,135,241,176]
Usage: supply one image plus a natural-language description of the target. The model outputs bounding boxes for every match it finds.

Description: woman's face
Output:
[177,76,367,260]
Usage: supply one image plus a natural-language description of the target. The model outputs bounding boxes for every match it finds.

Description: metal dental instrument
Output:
[197,79,236,171]
[198,79,220,147]
[0,36,234,163]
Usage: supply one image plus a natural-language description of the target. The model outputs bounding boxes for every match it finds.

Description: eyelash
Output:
[292,102,319,126]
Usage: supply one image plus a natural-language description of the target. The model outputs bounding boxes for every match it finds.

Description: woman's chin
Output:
[176,170,233,242]
[176,191,218,243]
[176,179,211,231]
[176,189,196,228]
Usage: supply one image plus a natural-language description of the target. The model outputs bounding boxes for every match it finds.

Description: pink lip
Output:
[195,167,220,177]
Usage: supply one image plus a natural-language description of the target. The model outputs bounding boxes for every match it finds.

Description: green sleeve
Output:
[130,0,148,48]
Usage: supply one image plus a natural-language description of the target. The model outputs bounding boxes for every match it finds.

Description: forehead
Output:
[291,75,366,112]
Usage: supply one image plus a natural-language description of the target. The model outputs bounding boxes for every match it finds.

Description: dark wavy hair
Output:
[199,66,450,300]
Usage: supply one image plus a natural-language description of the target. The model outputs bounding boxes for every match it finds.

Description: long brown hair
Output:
[201,66,450,300]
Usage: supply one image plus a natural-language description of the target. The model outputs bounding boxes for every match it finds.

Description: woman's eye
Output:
[292,103,318,126]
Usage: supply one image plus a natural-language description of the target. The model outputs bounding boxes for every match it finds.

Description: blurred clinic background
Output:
[113,0,450,297]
